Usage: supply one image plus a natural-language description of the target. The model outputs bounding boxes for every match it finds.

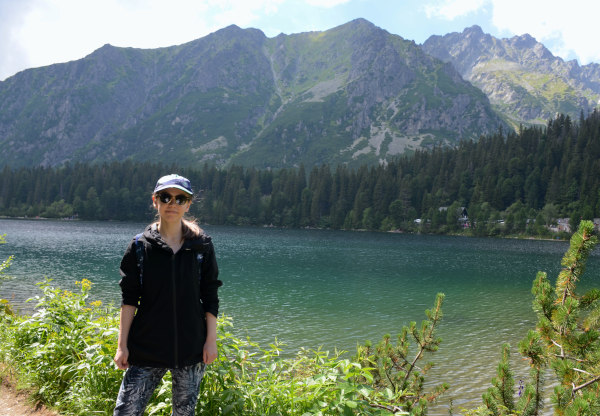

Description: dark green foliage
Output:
[0,278,447,415]
[0,233,13,314]
[353,293,448,415]
[476,221,600,415]
[1,111,600,236]
[485,344,516,414]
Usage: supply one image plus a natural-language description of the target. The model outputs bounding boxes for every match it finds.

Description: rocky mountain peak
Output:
[509,33,537,49]
[213,24,265,39]
[338,18,378,31]
[422,27,600,127]
[463,25,485,37]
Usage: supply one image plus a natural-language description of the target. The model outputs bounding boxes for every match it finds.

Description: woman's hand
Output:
[114,347,130,370]
[203,339,218,364]
[115,305,136,370]
[204,312,218,364]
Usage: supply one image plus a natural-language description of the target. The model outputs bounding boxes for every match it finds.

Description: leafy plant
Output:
[0,233,12,282]
[0,233,14,315]
[0,277,448,415]
[3,279,121,413]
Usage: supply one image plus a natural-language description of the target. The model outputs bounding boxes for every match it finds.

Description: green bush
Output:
[0,279,447,415]
[0,279,121,413]
[0,233,14,315]
[472,220,600,416]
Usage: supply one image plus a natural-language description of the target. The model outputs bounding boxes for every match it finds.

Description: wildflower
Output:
[517,379,524,397]
[76,279,93,291]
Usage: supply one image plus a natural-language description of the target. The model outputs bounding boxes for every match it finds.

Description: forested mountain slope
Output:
[2,111,599,237]
[0,19,505,169]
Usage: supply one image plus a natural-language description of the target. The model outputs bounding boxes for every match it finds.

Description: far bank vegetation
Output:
[1,111,600,239]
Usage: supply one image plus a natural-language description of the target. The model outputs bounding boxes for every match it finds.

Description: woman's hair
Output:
[181,217,203,239]
[150,216,203,239]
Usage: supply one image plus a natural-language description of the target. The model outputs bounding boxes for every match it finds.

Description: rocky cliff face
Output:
[237,19,504,168]
[0,19,506,168]
[422,25,600,127]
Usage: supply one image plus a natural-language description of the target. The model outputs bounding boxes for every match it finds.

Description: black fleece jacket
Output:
[119,225,222,368]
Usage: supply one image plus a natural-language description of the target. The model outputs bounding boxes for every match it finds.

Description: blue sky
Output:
[1,0,598,81]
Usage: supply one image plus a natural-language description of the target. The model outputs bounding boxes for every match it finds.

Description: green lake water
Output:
[1,218,599,414]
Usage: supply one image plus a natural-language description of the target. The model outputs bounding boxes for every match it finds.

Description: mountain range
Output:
[0,19,598,169]
[422,25,600,127]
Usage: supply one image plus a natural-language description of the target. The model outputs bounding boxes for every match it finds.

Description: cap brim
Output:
[154,185,193,195]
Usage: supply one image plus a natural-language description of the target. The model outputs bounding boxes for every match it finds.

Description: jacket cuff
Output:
[121,296,140,308]
[204,303,219,317]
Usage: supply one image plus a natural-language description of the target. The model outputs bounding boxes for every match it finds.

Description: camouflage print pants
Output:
[113,362,206,416]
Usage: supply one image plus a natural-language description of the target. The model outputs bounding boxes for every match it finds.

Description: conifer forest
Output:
[1,110,600,238]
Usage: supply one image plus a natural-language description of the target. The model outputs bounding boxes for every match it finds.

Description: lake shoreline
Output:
[0,215,570,242]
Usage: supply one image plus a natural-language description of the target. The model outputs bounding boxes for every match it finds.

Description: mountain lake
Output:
[2,218,599,415]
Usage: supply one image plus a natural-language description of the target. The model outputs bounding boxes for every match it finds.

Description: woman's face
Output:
[153,187,192,222]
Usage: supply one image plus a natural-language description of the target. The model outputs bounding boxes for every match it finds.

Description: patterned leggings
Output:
[113,362,206,416]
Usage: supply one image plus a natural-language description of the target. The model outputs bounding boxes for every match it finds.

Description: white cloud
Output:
[490,0,600,64]
[203,0,284,29]
[424,0,600,65]
[424,0,487,20]
[0,0,34,80]
[2,0,599,81]
[12,0,216,73]
[1,0,287,80]
[304,0,351,7]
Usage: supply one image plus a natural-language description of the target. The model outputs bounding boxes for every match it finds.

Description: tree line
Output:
[1,109,600,237]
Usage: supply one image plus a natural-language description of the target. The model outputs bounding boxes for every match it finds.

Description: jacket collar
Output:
[143,223,211,252]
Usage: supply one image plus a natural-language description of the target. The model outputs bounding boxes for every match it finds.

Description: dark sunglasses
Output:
[156,192,191,205]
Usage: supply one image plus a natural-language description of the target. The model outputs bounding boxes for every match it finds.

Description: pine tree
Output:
[354,293,448,415]
[477,221,600,415]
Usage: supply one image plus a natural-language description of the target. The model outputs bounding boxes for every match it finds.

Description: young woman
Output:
[113,174,222,416]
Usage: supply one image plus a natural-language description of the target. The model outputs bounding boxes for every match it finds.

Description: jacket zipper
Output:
[172,252,179,368]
